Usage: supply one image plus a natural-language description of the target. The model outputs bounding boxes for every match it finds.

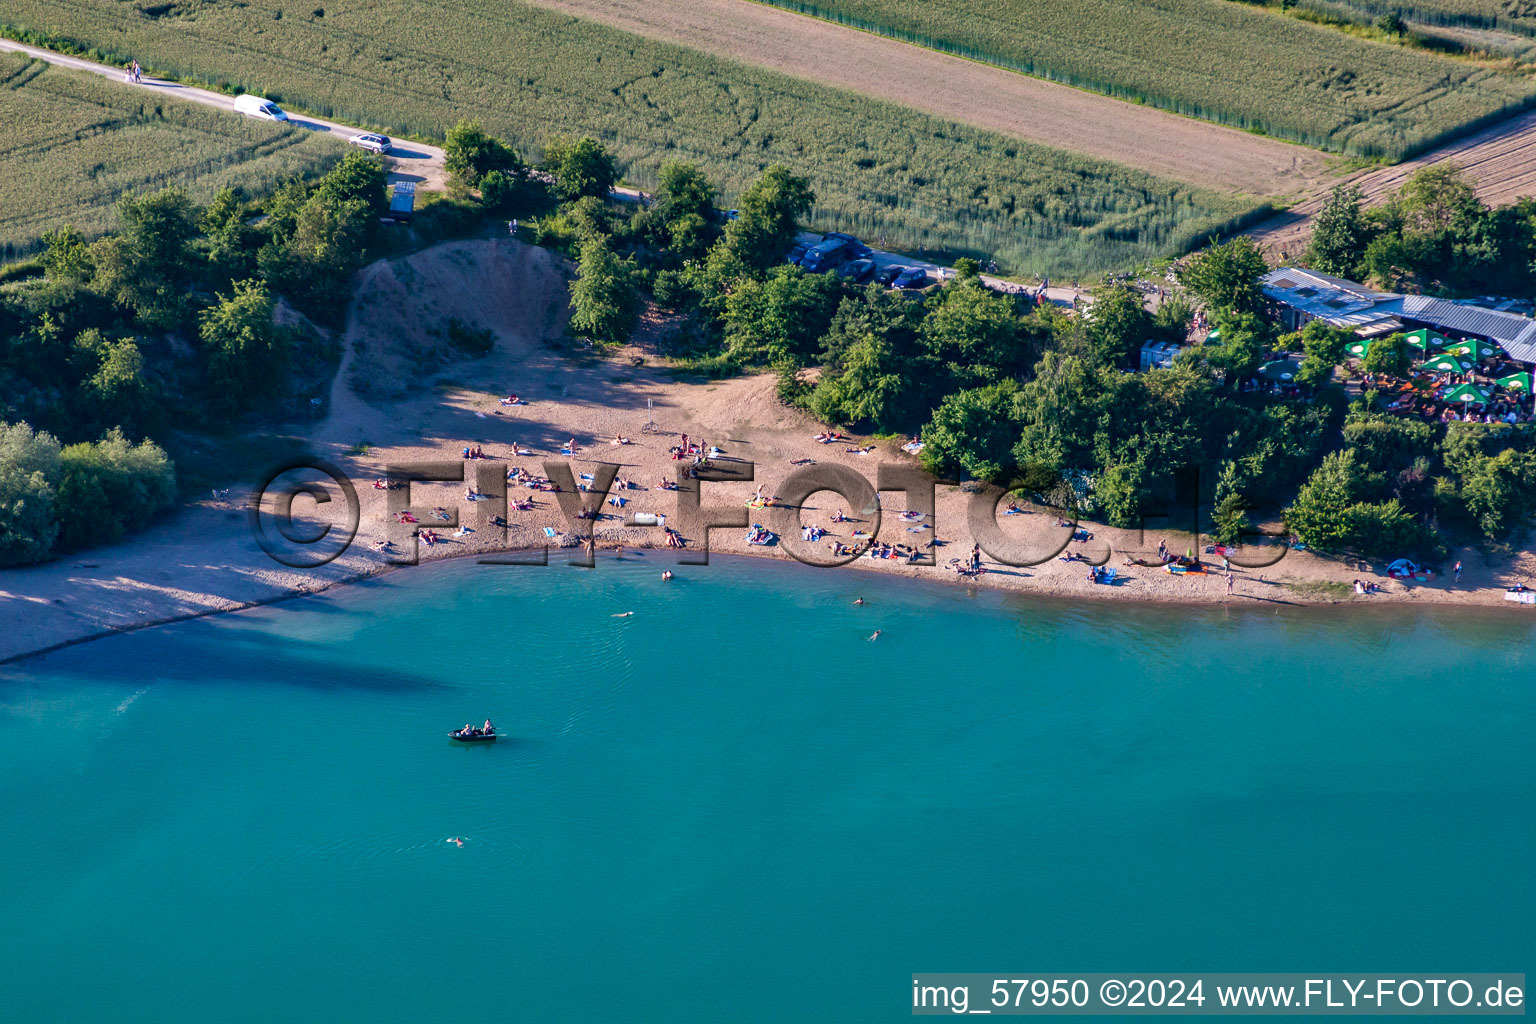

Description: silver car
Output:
[349,133,393,154]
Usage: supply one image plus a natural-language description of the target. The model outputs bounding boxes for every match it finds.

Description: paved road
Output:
[0,38,448,188]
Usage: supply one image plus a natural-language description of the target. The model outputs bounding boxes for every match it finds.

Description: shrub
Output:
[0,421,61,566]
[53,429,177,552]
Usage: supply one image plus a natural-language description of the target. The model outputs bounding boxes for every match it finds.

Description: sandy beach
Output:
[3,237,1532,664]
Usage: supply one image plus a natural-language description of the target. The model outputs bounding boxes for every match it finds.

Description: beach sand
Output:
[3,238,1531,663]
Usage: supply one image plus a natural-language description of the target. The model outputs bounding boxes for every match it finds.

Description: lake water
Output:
[1,556,1531,1021]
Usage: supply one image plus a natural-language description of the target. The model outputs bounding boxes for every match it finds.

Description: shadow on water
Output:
[6,617,448,696]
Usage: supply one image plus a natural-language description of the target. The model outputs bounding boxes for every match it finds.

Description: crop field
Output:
[747,0,1536,158]
[530,0,1334,197]
[0,0,1263,275]
[0,52,342,256]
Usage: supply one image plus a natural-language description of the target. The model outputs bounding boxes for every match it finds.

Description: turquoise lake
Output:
[1,555,1532,1021]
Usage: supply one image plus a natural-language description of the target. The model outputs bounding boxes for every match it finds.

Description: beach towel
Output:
[542,527,558,538]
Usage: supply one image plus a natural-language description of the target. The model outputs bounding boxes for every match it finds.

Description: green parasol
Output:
[1443,339,1498,361]
[1344,337,1371,358]
[1259,359,1301,381]
[1444,382,1491,404]
[1495,370,1533,393]
[1402,327,1448,351]
[1416,354,1469,373]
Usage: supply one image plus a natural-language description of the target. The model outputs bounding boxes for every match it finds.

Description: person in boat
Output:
[483,720,494,735]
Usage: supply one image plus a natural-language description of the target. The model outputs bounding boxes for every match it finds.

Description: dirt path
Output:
[0,37,449,190]
[1247,106,1536,256]
[528,0,1332,197]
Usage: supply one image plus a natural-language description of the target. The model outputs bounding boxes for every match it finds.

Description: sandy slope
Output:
[3,238,1531,664]
[527,0,1330,197]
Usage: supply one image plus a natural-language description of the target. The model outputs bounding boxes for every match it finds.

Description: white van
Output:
[233,94,288,121]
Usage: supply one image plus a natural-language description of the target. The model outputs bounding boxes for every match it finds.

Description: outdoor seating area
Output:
[1344,327,1533,424]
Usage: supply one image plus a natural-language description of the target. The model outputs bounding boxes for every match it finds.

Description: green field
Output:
[0,52,343,255]
[750,0,1536,157]
[0,0,1262,276]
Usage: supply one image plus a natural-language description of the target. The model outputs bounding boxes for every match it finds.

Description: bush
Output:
[444,119,522,190]
[0,421,62,566]
[919,380,1022,481]
[53,429,177,552]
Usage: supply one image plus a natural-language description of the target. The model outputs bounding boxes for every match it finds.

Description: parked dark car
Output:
[800,237,852,272]
[824,232,872,259]
[838,258,875,283]
[875,264,904,286]
[893,266,929,289]
[785,244,807,265]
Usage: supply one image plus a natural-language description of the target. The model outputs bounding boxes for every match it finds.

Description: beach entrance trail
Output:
[527,0,1332,196]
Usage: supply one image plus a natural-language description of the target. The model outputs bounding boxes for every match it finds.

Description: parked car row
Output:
[783,233,929,289]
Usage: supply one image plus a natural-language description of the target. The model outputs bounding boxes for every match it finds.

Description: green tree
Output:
[1082,283,1152,367]
[919,280,1038,386]
[722,264,841,365]
[1458,448,1536,539]
[39,224,93,282]
[544,136,618,201]
[1294,320,1352,387]
[312,151,388,216]
[568,235,640,344]
[445,119,522,189]
[90,187,198,326]
[650,162,721,260]
[808,332,908,431]
[1305,185,1368,278]
[720,165,815,270]
[1362,331,1411,377]
[1284,449,1364,551]
[919,380,1023,481]
[1177,235,1268,316]
[84,337,154,434]
[1208,308,1269,384]
[1212,490,1251,547]
[200,279,285,397]
[260,186,374,311]
[53,429,177,552]
[200,186,258,281]
[0,421,61,566]
[1284,448,1422,555]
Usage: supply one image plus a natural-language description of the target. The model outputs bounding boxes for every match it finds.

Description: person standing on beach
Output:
[1226,573,1235,596]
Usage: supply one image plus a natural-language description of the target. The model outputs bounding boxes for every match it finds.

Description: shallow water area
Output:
[1,555,1531,1022]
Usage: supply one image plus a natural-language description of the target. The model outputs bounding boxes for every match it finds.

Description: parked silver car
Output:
[348,133,393,154]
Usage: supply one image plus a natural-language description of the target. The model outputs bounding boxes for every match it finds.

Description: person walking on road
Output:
[1454,559,1463,583]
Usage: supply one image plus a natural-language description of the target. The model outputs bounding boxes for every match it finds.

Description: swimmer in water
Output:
[868,630,881,641]
[854,598,864,605]
[613,611,634,618]
[446,837,464,847]
[661,570,673,580]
